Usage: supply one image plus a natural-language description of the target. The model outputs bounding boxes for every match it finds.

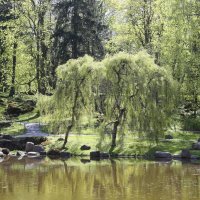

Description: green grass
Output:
[42,130,199,157]
[0,122,26,135]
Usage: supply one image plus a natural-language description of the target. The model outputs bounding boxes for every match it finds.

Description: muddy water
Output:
[0,157,200,200]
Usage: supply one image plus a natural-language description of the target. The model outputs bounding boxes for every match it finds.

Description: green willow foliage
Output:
[39,52,176,148]
[101,52,176,147]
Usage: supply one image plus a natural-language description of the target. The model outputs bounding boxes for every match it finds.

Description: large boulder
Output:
[2,135,13,140]
[25,142,35,152]
[0,139,22,150]
[181,149,191,159]
[154,151,172,159]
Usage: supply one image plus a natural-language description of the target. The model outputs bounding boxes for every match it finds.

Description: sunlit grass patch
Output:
[0,122,26,135]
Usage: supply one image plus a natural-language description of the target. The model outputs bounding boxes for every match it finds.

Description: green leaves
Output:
[43,52,176,145]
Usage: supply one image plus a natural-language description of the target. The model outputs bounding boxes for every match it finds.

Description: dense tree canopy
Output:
[1,0,200,148]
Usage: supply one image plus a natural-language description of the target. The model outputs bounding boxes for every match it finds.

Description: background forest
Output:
[0,0,200,152]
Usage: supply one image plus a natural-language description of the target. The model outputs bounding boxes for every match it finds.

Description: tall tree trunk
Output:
[71,0,78,58]
[36,38,41,93]
[62,124,73,148]
[111,121,119,149]
[9,42,17,97]
[62,90,78,148]
[110,108,125,151]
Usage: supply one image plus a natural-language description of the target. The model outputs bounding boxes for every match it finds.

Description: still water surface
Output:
[0,157,200,200]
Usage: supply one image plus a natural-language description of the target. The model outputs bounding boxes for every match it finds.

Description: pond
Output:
[0,157,200,200]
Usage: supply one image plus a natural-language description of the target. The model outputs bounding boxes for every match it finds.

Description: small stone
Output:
[25,142,35,152]
[2,148,10,155]
[80,145,91,151]
[57,138,64,141]
[165,135,173,140]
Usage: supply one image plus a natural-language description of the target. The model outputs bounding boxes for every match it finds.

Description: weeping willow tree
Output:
[51,55,98,148]
[101,51,176,150]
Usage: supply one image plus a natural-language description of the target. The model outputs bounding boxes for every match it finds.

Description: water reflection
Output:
[0,157,200,200]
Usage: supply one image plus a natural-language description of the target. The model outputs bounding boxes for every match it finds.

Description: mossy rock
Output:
[0,121,12,128]
[5,99,36,117]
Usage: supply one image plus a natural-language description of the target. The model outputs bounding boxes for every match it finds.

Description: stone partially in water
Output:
[154,151,172,159]
[25,142,35,152]
[47,149,61,157]
[181,149,191,159]
[90,151,101,160]
[100,152,110,159]
[33,145,45,153]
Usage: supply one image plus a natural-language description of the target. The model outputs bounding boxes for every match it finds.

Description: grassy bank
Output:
[43,131,199,157]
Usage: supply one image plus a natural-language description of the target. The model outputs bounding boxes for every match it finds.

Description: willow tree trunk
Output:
[62,125,73,148]
[110,108,125,151]
[62,90,78,148]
